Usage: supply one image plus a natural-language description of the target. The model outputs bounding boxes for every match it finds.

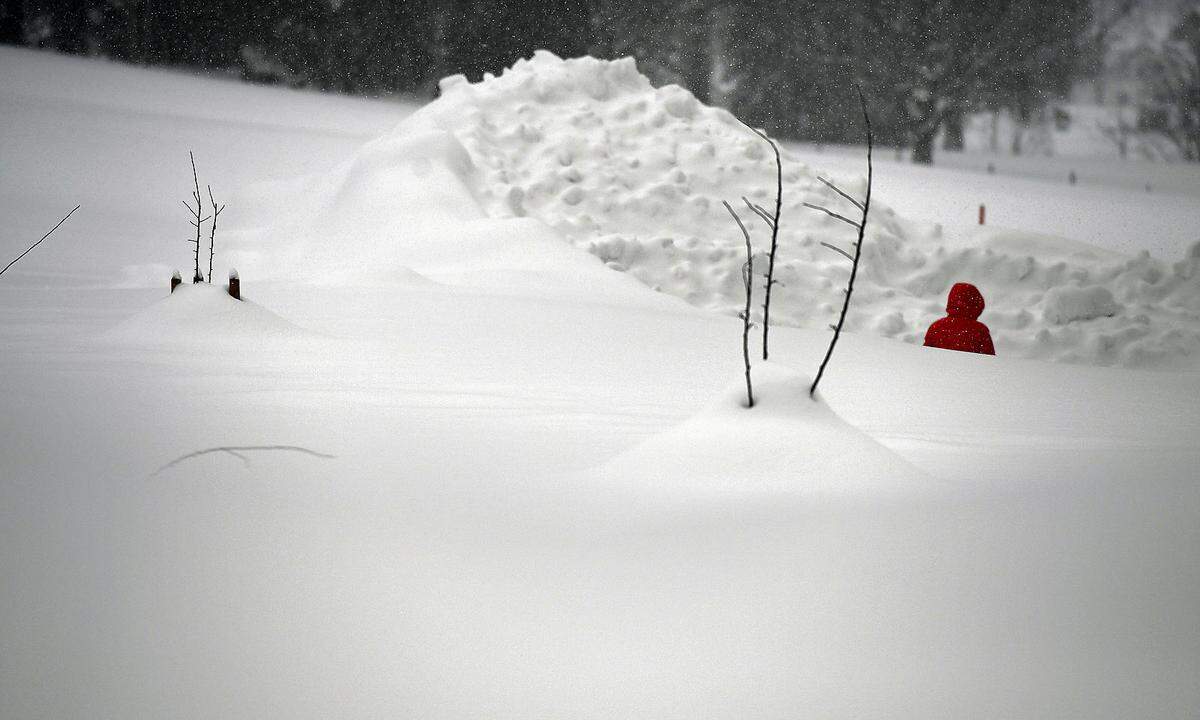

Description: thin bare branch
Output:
[735,116,784,361]
[741,197,775,228]
[816,176,864,211]
[724,200,755,408]
[723,200,751,243]
[735,117,771,143]
[206,184,224,284]
[0,205,80,279]
[820,241,854,261]
[803,202,860,229]
[811,87,873,399]
[186,151,204,282]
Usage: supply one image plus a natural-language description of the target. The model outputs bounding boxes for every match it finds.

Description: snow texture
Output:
[385,51,1200,368]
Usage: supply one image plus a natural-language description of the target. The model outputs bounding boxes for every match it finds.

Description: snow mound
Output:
[98,282,309,345]
[405,52,1200,369]
[597,362,929,498]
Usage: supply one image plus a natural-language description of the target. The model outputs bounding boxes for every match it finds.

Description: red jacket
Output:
[923,282,995,355]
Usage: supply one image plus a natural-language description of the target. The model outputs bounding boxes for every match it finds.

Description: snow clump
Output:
[1042,285,1121,324]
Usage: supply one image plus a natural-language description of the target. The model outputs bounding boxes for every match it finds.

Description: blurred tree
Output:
[24,0,97,53]
[0,0,1099,161]
[987,0,1095,157]
[591,0,729,103]
[443,0,592,83]
[0,0,25,44]
[721,0,844,139]
[1140,7,1200,160]
[851,0,1093,164]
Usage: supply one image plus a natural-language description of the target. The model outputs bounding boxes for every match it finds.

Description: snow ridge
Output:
[398,53,1200,368]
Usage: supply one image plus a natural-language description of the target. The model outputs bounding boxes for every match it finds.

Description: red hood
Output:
[946,282,985,319]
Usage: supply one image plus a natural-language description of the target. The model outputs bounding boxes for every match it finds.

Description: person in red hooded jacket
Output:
[923,282,995,355]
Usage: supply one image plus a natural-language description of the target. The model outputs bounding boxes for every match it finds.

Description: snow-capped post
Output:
[723,200,755,408]
[978,204,986,225]
[170,269,181,293]
[227,268,240,300]
[182,151,211,283]
[736,119,783,361]
[206,184,225,284]
[0,205,79,280]
[804,88,873,400]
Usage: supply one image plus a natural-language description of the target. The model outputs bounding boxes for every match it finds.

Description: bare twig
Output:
[207,184,225,284]
[736,118,783,361]
[183,151,205,283]
[816,176,864,211]
[802,202,859,229]
[820,241,854,262]
[742,197,775,228]
[809,88,873,399]
[0,205,80,279]
[723,200,754,409]
[150,445,337,477]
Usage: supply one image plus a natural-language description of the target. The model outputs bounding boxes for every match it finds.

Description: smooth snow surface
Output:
[599,362,930,496]
[100,282,309,344]
[2,46,1199,720]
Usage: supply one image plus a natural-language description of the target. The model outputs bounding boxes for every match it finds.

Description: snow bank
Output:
[598,362,929,499]
[399,52,1200,368]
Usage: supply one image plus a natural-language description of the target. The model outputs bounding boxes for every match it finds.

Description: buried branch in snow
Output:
[207,184,225,285]
[151,445,336,477]
[182,151,210,284]
[723,200,755,408]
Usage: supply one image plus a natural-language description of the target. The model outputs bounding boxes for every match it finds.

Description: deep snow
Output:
[1,46,1198,720]
[333,51,1199,368]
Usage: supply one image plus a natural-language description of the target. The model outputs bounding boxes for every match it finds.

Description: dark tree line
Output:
[1140,7,1200,161]
[2,0,1102,163]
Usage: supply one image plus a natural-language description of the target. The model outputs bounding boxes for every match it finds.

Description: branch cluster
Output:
[181,151,226,284]
[722,89,874,407]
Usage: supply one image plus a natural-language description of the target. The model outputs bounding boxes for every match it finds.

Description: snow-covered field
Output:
[2,46,1198,719]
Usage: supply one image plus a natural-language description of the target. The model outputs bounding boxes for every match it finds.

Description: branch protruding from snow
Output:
[736,119,784,361]
[182,151,207,283]
[723,199,755,409]
[207,184,225,285]
[807,88,874,399]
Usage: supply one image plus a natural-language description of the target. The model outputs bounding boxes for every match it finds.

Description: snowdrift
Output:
[230,51,1200,368]
[98,282,309,345]
[598,363,930,499]
[418,52,1200,369]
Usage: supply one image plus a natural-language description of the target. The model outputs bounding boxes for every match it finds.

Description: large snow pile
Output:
[387,52,1200,369]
